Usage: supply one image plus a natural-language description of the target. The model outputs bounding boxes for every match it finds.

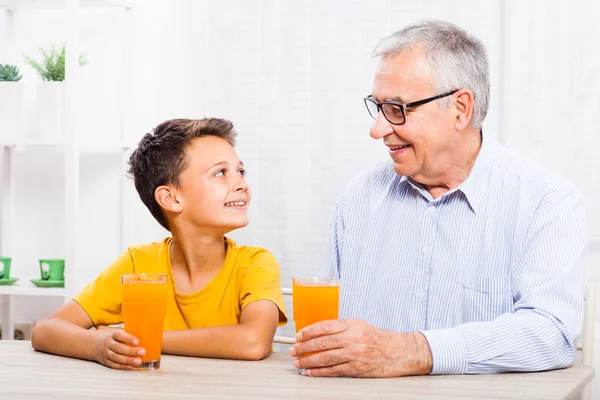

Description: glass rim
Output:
[292,277,339,286]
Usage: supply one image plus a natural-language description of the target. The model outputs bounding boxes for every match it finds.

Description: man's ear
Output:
[454,88,474,131]
[155,185,183,213]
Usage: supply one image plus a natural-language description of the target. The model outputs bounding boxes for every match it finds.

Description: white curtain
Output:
[4,0,598,322]
[127,0,600,287]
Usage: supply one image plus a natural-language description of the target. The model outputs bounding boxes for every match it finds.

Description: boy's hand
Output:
[93,326,145,370]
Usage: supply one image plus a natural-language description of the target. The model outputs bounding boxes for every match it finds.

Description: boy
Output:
[32,118,287,369]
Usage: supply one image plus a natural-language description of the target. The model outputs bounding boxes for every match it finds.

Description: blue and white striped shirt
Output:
[316,137,586,374]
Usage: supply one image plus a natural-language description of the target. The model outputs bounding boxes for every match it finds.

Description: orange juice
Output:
[122,274,167,369]
[292,278,339,333]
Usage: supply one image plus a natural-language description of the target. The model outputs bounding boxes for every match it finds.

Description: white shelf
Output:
[0,0,138,11]
[0,140,134,151]
[0,0,136,341]
[0,280,65,296]
[81,141,135,152]
[1,139,65,147]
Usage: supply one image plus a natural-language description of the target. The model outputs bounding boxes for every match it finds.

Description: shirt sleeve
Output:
[421,186,586,374]
[316,186,346,279]
[239,250,288,326]
[73,250,134,327]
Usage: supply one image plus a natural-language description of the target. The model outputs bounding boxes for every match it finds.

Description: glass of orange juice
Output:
[292,277,340,334]
[121,273,168,370]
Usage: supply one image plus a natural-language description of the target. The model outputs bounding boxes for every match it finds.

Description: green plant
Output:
[0,64,23,81]
[23,45,88,82]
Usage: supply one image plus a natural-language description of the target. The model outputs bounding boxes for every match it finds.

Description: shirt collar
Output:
[396,174,429,200]
[395,173,412,197]
[393,134,495,214]
[456,135,495,214]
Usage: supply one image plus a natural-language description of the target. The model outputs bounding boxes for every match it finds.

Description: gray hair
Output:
[373,20,490,130]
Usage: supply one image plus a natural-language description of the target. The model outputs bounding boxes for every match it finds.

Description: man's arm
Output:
[291,319,432,377]
[422,187,585,374]
[293,186,585,377]
[162,300,279,360]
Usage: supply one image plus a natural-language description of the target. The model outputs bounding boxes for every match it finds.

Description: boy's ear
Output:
[155,185,183,213]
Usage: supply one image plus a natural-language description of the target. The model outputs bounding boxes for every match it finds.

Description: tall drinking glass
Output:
[292,277,340,333]
[121,273,168,370]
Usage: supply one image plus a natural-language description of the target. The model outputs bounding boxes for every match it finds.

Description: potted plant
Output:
[0,64,24,142]
[23,46,87,141]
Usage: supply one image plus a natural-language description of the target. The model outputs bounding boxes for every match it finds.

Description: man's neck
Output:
[416,129,482,200]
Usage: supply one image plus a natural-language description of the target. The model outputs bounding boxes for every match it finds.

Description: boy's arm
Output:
[162,299,279,360]
[31,247,143,369]
[32,300,145,369]
[32,300,97,360]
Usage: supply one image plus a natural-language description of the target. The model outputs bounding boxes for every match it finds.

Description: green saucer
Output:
[0,277,19,286]
[30,279,64,288]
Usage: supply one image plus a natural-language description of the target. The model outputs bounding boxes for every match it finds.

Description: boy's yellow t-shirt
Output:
[74,236,287,329]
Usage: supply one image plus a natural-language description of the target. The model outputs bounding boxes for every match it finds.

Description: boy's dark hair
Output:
[128,118,237,231]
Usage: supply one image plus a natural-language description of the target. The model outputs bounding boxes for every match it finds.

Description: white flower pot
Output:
[0,82,24,142]
[36,81,65,141]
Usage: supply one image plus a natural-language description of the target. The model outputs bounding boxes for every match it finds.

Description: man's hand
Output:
[289,319,433,377]
[93,325,145,370]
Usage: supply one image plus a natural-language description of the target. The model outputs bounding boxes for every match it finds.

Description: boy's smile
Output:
[224,198,248,211]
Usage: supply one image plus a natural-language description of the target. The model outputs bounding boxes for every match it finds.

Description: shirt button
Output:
[422,247,429,256]
[429,206,435,215]
[418,291,424,298]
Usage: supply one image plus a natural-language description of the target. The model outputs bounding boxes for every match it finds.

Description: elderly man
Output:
[290,20,585,377]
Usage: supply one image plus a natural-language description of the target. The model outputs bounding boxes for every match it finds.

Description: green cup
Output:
[39,259,65,281]
[0,257,12,279]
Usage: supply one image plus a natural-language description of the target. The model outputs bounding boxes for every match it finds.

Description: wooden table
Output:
[0,341,594,399]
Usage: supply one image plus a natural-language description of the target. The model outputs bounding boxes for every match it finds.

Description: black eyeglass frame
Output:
[363,89,459,125]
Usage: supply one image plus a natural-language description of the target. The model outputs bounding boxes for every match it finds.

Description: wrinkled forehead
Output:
[372,47,436,102]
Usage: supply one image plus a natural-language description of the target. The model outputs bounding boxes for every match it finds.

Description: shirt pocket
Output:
[458,274,513,323]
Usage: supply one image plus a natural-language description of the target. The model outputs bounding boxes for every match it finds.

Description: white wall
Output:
[0,0,599,390]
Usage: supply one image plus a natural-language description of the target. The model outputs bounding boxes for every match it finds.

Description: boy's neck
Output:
[169,230,227,288]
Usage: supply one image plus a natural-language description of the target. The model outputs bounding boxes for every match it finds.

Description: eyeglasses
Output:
[363,89,459,125]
